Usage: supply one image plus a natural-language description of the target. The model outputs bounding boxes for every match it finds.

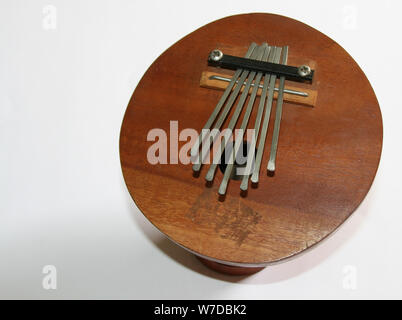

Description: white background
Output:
[1,0,401,299]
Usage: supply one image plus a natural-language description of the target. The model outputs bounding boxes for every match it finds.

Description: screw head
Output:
[209,49,223,62]
[298,65,311,77]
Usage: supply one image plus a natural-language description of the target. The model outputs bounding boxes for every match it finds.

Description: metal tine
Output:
[218,45,272,195]
[205,44,268,182]
[268,46,289,173]
[237,47,277,190]
[250,47,282,184]
[240,47,278,191]
[190,43,258,169]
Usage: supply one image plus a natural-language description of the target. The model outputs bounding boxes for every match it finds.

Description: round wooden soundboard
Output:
[119,13,382,274]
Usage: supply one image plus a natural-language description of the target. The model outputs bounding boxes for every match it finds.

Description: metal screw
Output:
[297,65,311,77]
[209,49,223,61]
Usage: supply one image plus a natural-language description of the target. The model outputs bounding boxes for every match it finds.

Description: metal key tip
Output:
[267,161,275,173]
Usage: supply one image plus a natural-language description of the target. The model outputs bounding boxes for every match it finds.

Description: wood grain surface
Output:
[119,13,382,267]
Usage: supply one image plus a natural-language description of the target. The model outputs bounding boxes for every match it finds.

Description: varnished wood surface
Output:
[120,13,382,266]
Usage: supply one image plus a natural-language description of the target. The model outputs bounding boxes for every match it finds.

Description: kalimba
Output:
[120,13,382,275]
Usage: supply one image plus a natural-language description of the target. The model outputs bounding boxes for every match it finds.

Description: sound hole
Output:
[219,141,256,181]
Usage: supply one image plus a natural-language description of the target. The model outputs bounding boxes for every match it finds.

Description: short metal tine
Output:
[190,43,257,166]
[268,46,289,173]
[218,45,271,195]
[250,47,282,184]
[205,44,268,182]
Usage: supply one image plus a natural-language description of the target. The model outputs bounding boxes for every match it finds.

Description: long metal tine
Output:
[268,46,289,173]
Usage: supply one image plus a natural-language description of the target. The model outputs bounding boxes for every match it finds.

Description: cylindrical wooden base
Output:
[196,256,265,275]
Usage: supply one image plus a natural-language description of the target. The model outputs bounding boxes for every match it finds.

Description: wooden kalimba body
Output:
[119,13,382,275]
